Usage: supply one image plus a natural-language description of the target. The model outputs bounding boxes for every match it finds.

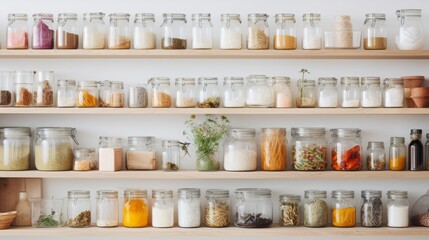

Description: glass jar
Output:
[247,13,269,50]
[73,148,97,171]
[96,190,119,227]
[395,9,423,50]
[133,13,156,49]
[205,189,229,228]
[83,12,106,49]
[389,137,406,171]
[220,14,242,50]
[361,77,382,108]
[178,188,201,228]
[361,190,383,228]
[0,127,31,170]
[291,128,327,171]
[224,128,257,171]
[67,190,91,228]
[261,128,287,171]
[108,13,131,49]
[302,13,322,50]
[384,78,404,108]
[279,194,300,227]
[0,71,14,107]
[234,188,273,228]
[304,190,328,227]
[15,71,34,107]
[387,190,409,228]
[331,190,355,227]
[192,13,212,49]
[408,129,424,171]
[364,13,387,50]
[7,13,29,49]
[161,13,187,49]
[366,141,386,170]
[126,136,156,170]
[272,76,292,108]
[318,77,338,108]
[341,77,360,108]
[223,77,245,107]
[152,189,174,228]
[162,140,180,171]
[76,80,98,107]
[32,13,54,49]
[128,85,148,108]
[175,78,196,108]
[99,136,122,148]
[31,197,64,227]
[411,190,429,227]
[246,75,273,107]
[56,13,79,49]
[330,128,362,171]
[274,14,296,50]
[57,80,76,107]
[34,127,77,171]
[149,77,172,108]
[197,77,220,108]
[34,71,54,107]
[108,81,124,108]
[297,80,316,108]
[426,134,429,171]
[123,189,149,228]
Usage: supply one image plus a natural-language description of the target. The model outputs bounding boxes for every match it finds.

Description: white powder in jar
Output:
[96,198,119,227]
[318,95,338,107]
[387,205,409,227]
[224,90,245,107]
[83,29,105,49]
[384,88,404,107]
[395,26,424,50]
[224,149,257,171]
[152,206,174,227]
[57,91,75,107]
[220,28,242,49]
[342,99,360,108]
[192,27,212,49]
[246,87,273,107]
[134,29,156,49]
[178,199,201,227]
[302,31,322,49]
[361,91,382,107]
[272,83,292,108]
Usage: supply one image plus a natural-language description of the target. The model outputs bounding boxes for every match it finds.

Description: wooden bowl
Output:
[402,76,425,88]
[0,211,17,230]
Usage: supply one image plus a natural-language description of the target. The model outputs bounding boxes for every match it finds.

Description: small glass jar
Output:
[14,71,34,107]
[361,190,383,228]
[205,189,229,228]
[73,148,97,171]
[395,9,423,50]
[274,14,296,50]
[247,13,269,50]
[178,188,201,228]
[57,80,76,107]
[297,80,316,108]
[32,13,54,49]
[272,76,292,108]
[175,78,196,108]
[76,80,98,107]
[128,85,148,108]
[304,190,328,227]
[7,13,29,49]
[0,127,31,170]
[291,128,327,171]
[331,190,356,227]
[426,134,429,172]
[302,13,322,50]
[261,128,287,171]
[246,75,273,107]
[126,136,156,170]
[96,190,119,227]
[223,77,245,108]
[123,189,149,228]
[108,81,124,108]
[330,128,362,171]
[34,127,77,171]
[56,13,79,49]
[389,137,407,171]
[108,13,131,49]
[67,190,91,228]
[133,13,156,49]
[192,13,212,49]
[220,14,242,50]
[366,141,386,170]
[162,140,180,171]
[361,77,382,108]
[0,71,14,107]
[33,71,54,107]
[364,13,387,50]
[197,77,220,108]
[224,128,257,171]
[318,77,338,108]
[149,77,172,108]
[387,190,409,228]
[83,12,106,49]
[341,77,360,108]
[99,136,122,148]
[234,188,273,228]
[152,189,174,228]
[384,78,404,108]
[279,194,300,227]
[161,13,187,49]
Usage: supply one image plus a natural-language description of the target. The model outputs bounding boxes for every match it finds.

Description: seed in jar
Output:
[205,201,229,227]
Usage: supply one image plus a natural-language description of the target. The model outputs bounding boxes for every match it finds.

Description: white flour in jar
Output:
[388,205,409,227]
[134,29,156,49]
[384,88,404,107]
[224,149,257,171]
[152,206,174,227]
[395,26,424,50]
[220,28,242,49]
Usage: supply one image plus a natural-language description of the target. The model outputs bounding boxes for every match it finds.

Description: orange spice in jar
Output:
[331,190,356,228]
[389,137,407,171]
[274,14,297,50]
[261,128,287,171]
[123,189,149,228]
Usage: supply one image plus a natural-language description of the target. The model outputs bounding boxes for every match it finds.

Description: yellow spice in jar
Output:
[123,198,148,227]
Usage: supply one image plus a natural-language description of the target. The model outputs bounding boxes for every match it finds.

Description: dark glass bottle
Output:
[408,129,424,171]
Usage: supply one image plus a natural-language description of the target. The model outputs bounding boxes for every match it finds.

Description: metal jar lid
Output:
[367,141,384,149]
[206,189,229,199]
[332,190,354,198]
[152,189,174,199]
[178,188,201,198]
[361,190,382,198]
[68,190,90,199]
[304,190,327,198]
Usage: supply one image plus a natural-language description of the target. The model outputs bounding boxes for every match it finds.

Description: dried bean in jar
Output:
[361,190,383,227]
[234,213,272,228]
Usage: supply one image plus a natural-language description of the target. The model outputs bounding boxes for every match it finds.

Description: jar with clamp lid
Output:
[96,190,119,227]
[14,71,34,107]
[234,188,273,228]
[389,137,406,171]
[361,77,381,108]
[220,14,242,49]
[272,76,292,108]
[175,78,196,108]
[387,190,409,228]
[162,140,180,171]
[126,136,156,170]
[152,189,174,228]
[247,13,269,50]
[67,190,91,228]
[133,13,156,49]
[0,127,31,170]
[318,77,338,108]
[76,80,98,107]
[291,128,328,171]
[161,13,187,49]
[366,141,386,170]
[384,78,404,108]
[108,13,131,49]
[279,194,301,227]
[56,13,79,49]
[274,14,296,50]
[32,13,54,49]
[178,188,201,228]
[364,13,387,50]
[205,189,229,228]
[246,75,273,107]
[302,13,322,50]
[34,71,54,107]
[341,77,360,108]
[0,71,14,107]
[224,128,257,171]
[198,77,220,108]
[57,80,76,107]
[395,9,423,50]
[123,189,149,227]
[331,190,356,227]
[223,77,245,108]
[330,128,362,171]
[361,190,383,227]
[7,13,29,49]
[192,13,212,49]
[83,12,106,49]
[297,80,316,108]
[304,190,328,227]
[149,77,171,108]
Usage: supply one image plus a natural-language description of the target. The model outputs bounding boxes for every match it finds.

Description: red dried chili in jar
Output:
[330,128,362,171]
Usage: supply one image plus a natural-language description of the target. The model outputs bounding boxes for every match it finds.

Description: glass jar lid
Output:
[275,13,295,23]
[206,189,229,199]
[365,13,386,22]
[83,12,105,21]
[361,77,380,85]
[291,127,325,137]
[303,13,321,22]
[8,13,27,21]
[272,76,291,84]
[78,80,98,88]
[192,13,211,21]
[332,190,354,198]
[330,128,361,138]
[124,189,147,198]
[235,188,271,197]
[36,127,77,139]
[57,80,76,88]
[247,75,268,83]
[99,136,122,148]
[148,77,170,86]
[128,136,154,145]
[304,190,327,198]
[97,190,118,198]
[297,80,316,87]
[411,129,422,135]
[221,14,241,22]
[261,128,286,135]
[109,13,130,21]
[385,78,404,87]
[396,9,421,18]
[318,77,337,85]
[68,190,90,198]
[248,13,268,22]
[387,190,408,199]
[58,13,78,21]
[367,141,384,149]
[75,148,95,158]
[33,13,53,21]
[390,137,405,144]
[0,127,31,137]
[34,71,54,83]
[230,128,256,138]
[178,188,201,198]
[175,77,196,86]
[361,190,382,198]
[198,77,218,85]
[152,189,173,199]
[162,140,179,148]
[135,13,155,22]
[279,194,301,202]
[224,77,244,86]
[110,81,124,89]
[341,77,360,85]
[162,13,187,22]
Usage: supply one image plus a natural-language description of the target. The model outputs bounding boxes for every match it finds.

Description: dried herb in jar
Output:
[197,97,221,108]
[235,213,272,228]
[164,162,179,171]
[161,37,187,49]
[304,198,328,227]
[68,210,91,227]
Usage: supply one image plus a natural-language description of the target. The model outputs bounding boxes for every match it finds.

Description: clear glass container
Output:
[56,13,79,49]
[361,190,383,227]
[261,128,287,171]
[123,189,149,228]
[361,77,381,108]
[234,188,273,228]
[220,14,242,50]
[76,80,98,107]
[83,12,106,49]
[279,194,300,227]
[302,13,322,50]
[0,71,14,107]
[384,78,404,108]
[175,78,196,108]
[318,77,338,108]
[411,189,429,227]
[33,71,54,107]
[133,13,156,49]
[162,140,180,171]
[128,85,148,108]
[161,13,187,49]
[364,13,387,50]
[304,190,328,227]
[291,128,328,171]
[108,13,131,49]
[205,189,229,228]
[32,13,54,49]
[274,14,296,50]
[297,80,316,108]
[149,77,172,108]
[341,77,360,108]
[99,136,122,148]
[197,77,220,108]
[0,127,31,170]
[192,13,212,49]
[272,76,292,108]
[408,129,425,171]
[387,190,409,228]
[223,77,245,108]
[178,188,201,228]
[224,128,257,171]
[331,190,355,227]
[57,80,76,107]
[246,75,273,107]
[126,136,156,170]
[96,190,119,227]
[330,128,362,171]
[247,13,269,50]
[325,15,359,49]
[389,137,407,171]
[73,148,97,171]
[152,189,174,228]
[31,197,64,227]
[67,190,91,228]
[7,13,29,49]
[14,71,34,107]
[108,81,124,108]
[395,9,423,50]
[366,141,386,170]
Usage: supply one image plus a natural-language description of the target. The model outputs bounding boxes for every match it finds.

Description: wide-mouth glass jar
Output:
[56,13,79,49]
[366,141,385,170]
[7,13,29,49]
[224,128,257,171]
[291,128,327,171]
[364,13,387,50]
[149,77,172,108]
[246,75,273,107]
[304,190,328,227]
[361,190,383,227]
[67,190,91,228]
[234,188,273,228]
[32,13,54,49]
[279,194,300,227]
[123,189,149,228]
[83,12,106,49]
[15,71,34,107]
[197,77,220,108]
[247,13,269,50]
[395,9,423,50]
[0,71,14,107]
[341,77,360,108]
[178,188,201,228]
[223,77,245,108]
[383,78,404,108]
[152,189,174,228]
[31,197,64,228]
[175,78,196,108]
[76,81,98,107]
[220,14,242,50]
[133,13,156,49]
[205,189,229,228]
[261,128,287,171]
[297,80,316,108]
[161,13,187,49]
[34,71,54,107]
[331,190,356,227]
[302,13,322,50]
[318,77,338,108]
[96,190,119,227]
[57,80,76,107]
[361,77,381,108]
[126,136,156,170]
[108,13,131,49]
[330,128,362,171]
[0,127,31,170]
[274,14,296,50]
[192,13,212,49]
[272,76,292,108]
[387,190,409,228]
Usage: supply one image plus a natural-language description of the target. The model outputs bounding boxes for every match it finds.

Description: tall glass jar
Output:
[162,140,180,171]
[178,188,201,228]
[302,13,322,50]
[152,189,174,228]
[387,190,409,228]
[96,190,119,227]
[361,190,383,228]
[364,13,387,50]
[395,9,423,50]
[123,189,149,228]
[274,14,296,50]
[330,128,362,171]
[57,80,76,107]
[261,128,287,171]
[108,13,131,49]
[32,13,54,49]
[149,77,171,108]
[426,134,429,172]
[234,188,273,228]
[408,129,424,171]
[389,137,406,171]
[223,77,245,108]
[33,71,54,107]
[205,189,229,228]
[161,13,187,49]
[224,128,257,171]
[331,190,355,227]
[297,80,316,108]
[197,77,220,108]
[133,13,156,49]
[361,77,382,108]
[279,194,300,227]
[0,127,31,170]
[7,13,29,49]
[99,81,111,107]
[175,78,196,108]
[220,14,242,49]
[291,128,327,171]
[384,78,404,108]
[318,77,338,108]
[272,76,292,108]
[0,71,14,107]
[76,80,98,107]
[67,190,91,228]
[246,75,273,107]
[192,13,212,49]
[304,190,328,227]
[15,71,34,107]
[341,77,360,108]
[126,136,156,170]
[128,85,148,108]
[56,13,79,49]
[247,13,269,50]
[83,12,106,49]
[108,81,124,108]
[366,141,386,170]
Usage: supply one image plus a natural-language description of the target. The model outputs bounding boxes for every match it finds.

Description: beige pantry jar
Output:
[0,127,31,170]
[247,13,269,50]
